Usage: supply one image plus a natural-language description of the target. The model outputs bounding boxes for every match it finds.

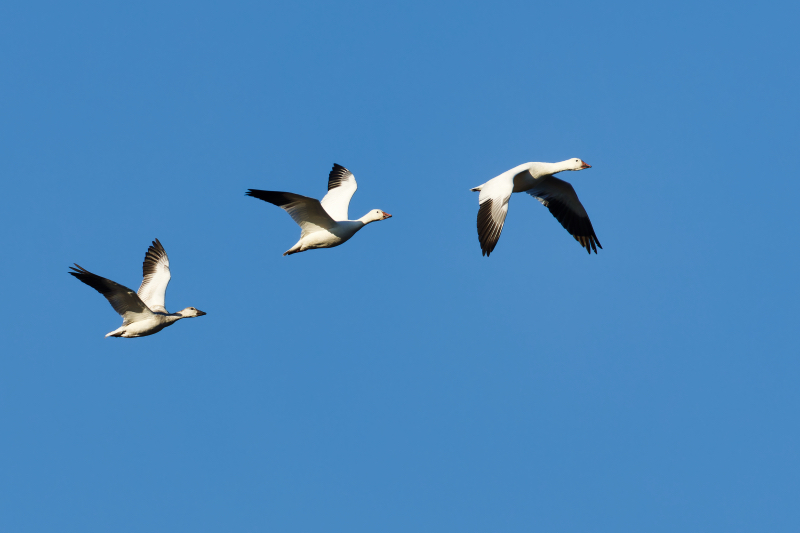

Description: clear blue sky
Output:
[1,0,798,531]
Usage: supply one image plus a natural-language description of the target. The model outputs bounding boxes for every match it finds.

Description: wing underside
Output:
[246,189,336,236]
[70,265,154,325]
[528,176,602,253]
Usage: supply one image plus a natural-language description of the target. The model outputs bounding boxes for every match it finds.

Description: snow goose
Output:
[69,239,206,338]
[471,159,602,256]
[246,163,392,256]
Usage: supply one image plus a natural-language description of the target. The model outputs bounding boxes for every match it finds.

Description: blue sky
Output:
[1,0,799,531]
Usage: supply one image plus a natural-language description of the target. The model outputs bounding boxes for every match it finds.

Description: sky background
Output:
[1,0,799,531]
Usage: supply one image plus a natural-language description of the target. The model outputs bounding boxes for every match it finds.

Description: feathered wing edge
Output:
[246,189,336,235]
[477,198,507,257]
[320,164,358,221]
[327,163,355,191]
[137,238,171,312]
[528,177,602,254]
[69,264,153,324]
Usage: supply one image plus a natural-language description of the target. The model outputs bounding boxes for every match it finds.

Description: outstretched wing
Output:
[320,163,358,221]
[527,176,602,254]
[246,190,336,236]
[137,238,171,313]
[475,175,514,257]
[69,265,154,325]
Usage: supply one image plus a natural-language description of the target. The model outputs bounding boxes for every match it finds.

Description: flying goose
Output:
[471,159,601,256]
[246,163,392,256]
[69,239,206,337]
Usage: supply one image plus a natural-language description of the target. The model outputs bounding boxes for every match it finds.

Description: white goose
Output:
[246,163,392,256]
[471,159,602,256]
[69,239,206,338]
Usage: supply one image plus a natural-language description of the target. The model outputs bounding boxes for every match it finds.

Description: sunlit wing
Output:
[476,175,513,257]
[137,238,171,313]
[320,163,358,221]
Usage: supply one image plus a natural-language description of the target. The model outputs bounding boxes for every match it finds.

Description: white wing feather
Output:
[137,238,171,313]
[320,163,358,221]
[475,175,514,257]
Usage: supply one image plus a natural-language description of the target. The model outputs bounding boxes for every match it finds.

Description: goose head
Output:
[362,209,392,223]
[177,307,207,318]
[566,158,591,170]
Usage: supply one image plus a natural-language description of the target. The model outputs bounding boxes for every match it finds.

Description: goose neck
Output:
[530,161,568,177]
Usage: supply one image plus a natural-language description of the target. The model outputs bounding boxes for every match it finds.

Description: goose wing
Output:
[320,163,358,221]
[527,176,602,253]
[475,175,513,257]
[137,238,171,313]
[246,189,336,236]
[69,265,154,325]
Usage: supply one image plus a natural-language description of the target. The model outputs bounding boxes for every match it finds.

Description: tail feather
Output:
[105,327,125,338]
[283,242,302,256]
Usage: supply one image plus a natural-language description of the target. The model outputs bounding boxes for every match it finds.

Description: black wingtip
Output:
[246,189,295,207]
[574,233,602,254]
[69,264,88,275]
[328,164,353,191]
[477,199,501,257]
[68,264,113,296]
[145,238,165,259]
[142,238,169,277]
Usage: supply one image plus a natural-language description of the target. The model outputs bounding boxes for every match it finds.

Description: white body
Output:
[104,311,189,338]
[283,218,381,255]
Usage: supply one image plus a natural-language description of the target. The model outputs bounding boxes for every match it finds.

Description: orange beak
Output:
[382,211,392,219]
[580,161,592,169]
